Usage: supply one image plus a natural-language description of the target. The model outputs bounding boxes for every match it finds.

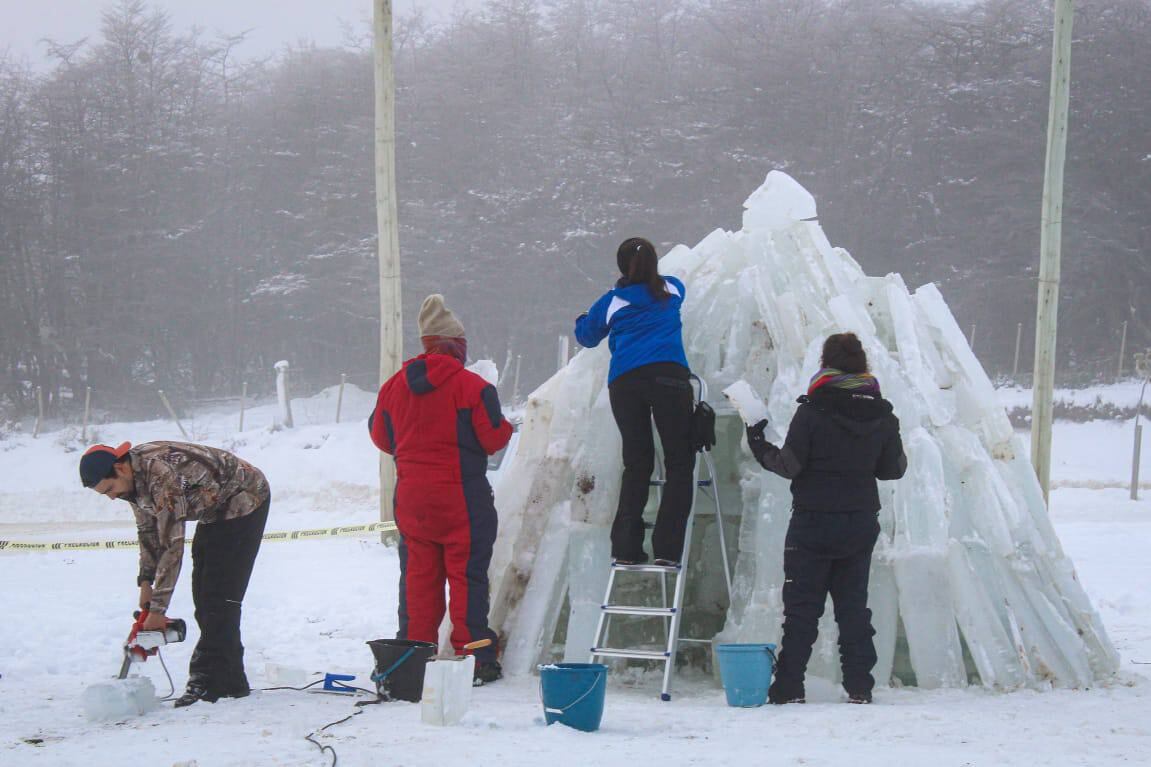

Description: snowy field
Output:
[1,385,1149,766]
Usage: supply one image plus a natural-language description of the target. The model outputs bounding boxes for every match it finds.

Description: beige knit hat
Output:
[418,294,465,338]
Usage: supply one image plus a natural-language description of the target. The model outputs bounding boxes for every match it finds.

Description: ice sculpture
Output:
[486,171,1118,690]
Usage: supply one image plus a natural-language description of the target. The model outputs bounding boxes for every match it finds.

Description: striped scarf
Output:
[807,368,881,397]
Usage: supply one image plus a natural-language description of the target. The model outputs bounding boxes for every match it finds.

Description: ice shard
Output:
[487,171,1119,690]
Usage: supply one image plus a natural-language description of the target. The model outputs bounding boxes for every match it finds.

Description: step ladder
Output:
[589,375,732,701]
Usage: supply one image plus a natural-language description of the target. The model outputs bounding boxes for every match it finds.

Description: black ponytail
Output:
[616,237,670,300]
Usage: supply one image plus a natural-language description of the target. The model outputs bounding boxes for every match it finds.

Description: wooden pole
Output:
[1134,375,1150,501]
[1013,323,1024,380]
[157,390,189,439]
[239,381,247,432]
[1117,320,1128,381]
[336,373,347,423]
[376,0,402,534]
[1131,423,1142,501]
[33,386,44,438]
[82,386,92,441]
[1031,0,1074,505]
[512,354,522,406]
[499,346,514,393]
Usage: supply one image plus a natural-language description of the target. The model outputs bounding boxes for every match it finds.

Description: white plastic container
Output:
[420,655,475,726]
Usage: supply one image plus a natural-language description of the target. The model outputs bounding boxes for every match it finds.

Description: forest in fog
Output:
[1,0,1148,418]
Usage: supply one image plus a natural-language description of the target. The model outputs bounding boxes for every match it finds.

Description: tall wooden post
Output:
[1117,320,1128,380]
[33,386,44,438]
[1013,323,1024,380]
[1032,0,1075,505]
[239,381,248,432]
[512,354,522,406]
[81,386,92,442]
[376,0,402,531]
[335,373,348,423]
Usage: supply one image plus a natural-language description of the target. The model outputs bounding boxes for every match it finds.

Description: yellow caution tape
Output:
[0,521,398,553]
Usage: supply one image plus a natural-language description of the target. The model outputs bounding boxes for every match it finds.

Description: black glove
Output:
[746,419,768,454]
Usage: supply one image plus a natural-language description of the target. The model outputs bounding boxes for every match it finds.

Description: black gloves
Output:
[746,419,768,456]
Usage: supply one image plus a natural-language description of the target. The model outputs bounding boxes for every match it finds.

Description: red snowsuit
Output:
[369,353,513,661]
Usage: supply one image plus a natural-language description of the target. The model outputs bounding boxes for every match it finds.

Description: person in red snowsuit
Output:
[369,294,513,684]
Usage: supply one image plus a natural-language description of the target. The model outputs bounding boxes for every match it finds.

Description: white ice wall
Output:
[488,171,1119,690]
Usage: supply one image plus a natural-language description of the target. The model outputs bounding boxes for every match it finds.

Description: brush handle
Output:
[463,638,493,650]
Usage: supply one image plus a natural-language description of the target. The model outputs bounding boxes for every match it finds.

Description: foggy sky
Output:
[0,0,476,68]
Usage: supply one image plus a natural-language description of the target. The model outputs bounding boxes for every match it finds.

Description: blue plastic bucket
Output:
[538,663,608,732]
[715,643,777,707]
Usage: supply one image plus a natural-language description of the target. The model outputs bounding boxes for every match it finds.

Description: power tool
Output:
[117,607,187,679]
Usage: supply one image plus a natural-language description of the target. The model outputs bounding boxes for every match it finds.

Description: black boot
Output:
[768,679,805,704]
[473,660,503,687]
[173,683,220,708]
[218,683,251,699]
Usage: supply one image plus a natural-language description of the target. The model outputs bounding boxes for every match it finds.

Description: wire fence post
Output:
[335,373,347,423]
[1133,353,1151,501]
[1011,323,1022,380]
[498,346,514,401]
[1132,423,1143,502]
[33,386,44,438]
[557,335,570,372]
[157,389,189,439]
[275,361,294,429]
[512,354,522,407]
[1118,320,1128,381]
[239,381,248,433]
[82,386,92,441]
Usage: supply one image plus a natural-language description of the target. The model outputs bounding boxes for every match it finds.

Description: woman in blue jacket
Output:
[575,237,694,566]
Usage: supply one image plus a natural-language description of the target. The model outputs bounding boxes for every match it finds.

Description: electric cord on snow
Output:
[258,677,379,766]
[156,649,176,700]
[304,709,364,767]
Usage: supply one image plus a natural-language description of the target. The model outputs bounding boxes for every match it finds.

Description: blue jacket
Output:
[574,276,690,384]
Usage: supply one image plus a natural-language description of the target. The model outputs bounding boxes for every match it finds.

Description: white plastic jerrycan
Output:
[420,655,475,726]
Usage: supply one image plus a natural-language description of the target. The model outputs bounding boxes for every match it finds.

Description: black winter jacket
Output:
[752,387,907,512]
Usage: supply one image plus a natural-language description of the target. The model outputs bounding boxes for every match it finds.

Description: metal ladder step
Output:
[591,647,670,660]
[611,562,681,573]
[600,605,676,616]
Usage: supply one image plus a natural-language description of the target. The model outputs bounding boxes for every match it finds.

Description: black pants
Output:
[188,499,269,693]
[608,363,695,561]
[770,509,879,700]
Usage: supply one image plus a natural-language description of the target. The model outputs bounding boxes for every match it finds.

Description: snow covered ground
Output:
[1,386,1148,766]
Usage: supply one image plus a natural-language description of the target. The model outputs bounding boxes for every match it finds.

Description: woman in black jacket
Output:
[746,332,906,704]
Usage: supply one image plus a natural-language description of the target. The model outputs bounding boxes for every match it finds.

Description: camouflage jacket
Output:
[128,442,270,613]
